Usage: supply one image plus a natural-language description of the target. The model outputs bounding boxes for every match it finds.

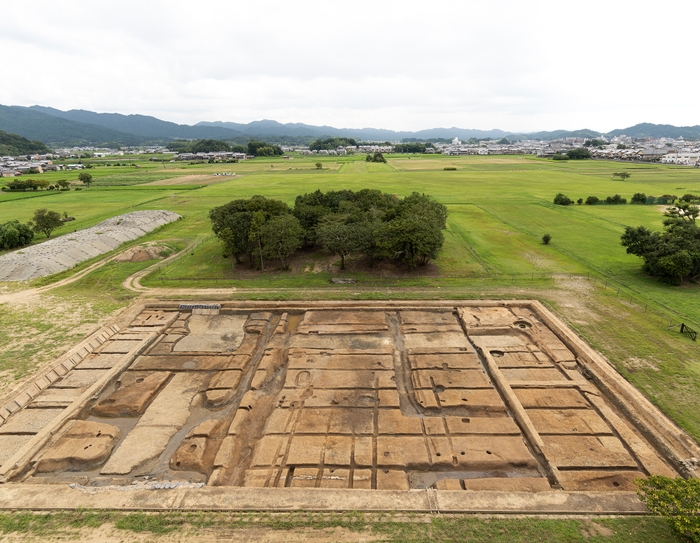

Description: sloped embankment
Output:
[0,210,180,281]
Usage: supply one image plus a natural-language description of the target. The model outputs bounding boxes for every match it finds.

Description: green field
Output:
[2,153,700,535]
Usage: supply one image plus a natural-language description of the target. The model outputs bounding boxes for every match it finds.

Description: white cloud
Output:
[1,0,699,132]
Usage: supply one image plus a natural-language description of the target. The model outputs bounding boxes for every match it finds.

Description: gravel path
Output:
[0,211,180,281]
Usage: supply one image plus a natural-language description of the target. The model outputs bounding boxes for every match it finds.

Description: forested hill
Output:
[0,130,51,156]
[0,105,151,147]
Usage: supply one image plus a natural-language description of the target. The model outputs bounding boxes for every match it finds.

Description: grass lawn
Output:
[1,153,699,536]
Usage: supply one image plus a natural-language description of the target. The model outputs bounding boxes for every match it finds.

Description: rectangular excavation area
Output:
[0,302,695,497]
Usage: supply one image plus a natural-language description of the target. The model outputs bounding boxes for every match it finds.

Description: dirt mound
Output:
[114,245,169,263]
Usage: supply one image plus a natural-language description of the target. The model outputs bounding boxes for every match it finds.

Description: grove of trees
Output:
[621,202,700,284]
[209,190,447,271]
[247,141,283,157]
[309,137,357,151]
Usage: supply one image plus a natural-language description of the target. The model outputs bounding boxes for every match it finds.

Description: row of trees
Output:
[554,193,687,206]
[209,190,447,271]
[622,203,700,284]
[393,143,434,153]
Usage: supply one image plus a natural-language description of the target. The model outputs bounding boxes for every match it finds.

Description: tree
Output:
[585,196,599,205]
[29,208,63,238]
[0,220,34,250]
[631,193,647,204]
[315,162,322,170]
[381,216,444,270]
[78,172,93,187]
[56,179,70,190]
[260,215,303,269]
[542,234,551,245]
[316,218,360,270]
[553,193,572,206]
[576,198,583,205]
[612,172,631,180]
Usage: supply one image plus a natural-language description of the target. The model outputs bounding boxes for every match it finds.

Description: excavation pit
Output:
[0,300,697,513]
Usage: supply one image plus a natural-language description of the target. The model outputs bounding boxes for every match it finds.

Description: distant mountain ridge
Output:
[0,104,698,147]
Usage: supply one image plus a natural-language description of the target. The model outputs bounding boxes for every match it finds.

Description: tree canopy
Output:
[29,208,63,238]
[210,189,448,272]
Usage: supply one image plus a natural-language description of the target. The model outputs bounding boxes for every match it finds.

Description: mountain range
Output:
[1,104,699,148]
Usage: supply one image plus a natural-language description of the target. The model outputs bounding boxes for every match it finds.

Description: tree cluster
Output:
[209,190,447,272]
[0,220,34,250]
[166,139,246,154]
[621,202,700,284]
[365,152,387,163]
[309,137,357,151]
[566,148,592,160]
[247,141,283,157]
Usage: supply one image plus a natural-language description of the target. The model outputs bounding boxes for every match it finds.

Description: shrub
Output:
[443,167,457,171]
[553,193,572,206]
[552,153,569,161]
[637,476,700,542]
[542,234,551,245]
[631,193,647,204]
[585,196,600,205]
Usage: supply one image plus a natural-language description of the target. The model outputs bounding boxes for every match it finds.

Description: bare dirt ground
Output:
[0,524,382,542]
[144,175,234,186]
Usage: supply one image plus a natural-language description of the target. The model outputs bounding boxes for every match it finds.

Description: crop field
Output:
[1,152,699,537]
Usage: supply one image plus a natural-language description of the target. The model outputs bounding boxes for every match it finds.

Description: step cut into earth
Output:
[0,300,696,512]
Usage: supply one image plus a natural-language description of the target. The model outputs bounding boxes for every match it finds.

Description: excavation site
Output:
[0,300,696,513]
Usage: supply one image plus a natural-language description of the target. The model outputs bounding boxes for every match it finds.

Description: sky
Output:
[2,0,699,133]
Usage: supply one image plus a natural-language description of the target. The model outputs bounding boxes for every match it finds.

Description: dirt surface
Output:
[0,301,685,500]
[0,524,382,542]
[115,244,170,263]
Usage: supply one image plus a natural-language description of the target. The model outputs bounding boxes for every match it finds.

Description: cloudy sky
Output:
[2,0,698,133]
